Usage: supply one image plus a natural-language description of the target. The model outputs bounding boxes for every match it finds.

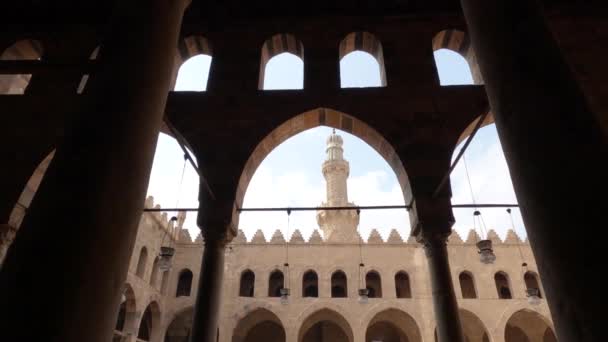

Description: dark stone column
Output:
[418,231,464,342]
[189,232,227,342]
[412,196,464,342]
[0,0,188,341]
[460,1,607,341]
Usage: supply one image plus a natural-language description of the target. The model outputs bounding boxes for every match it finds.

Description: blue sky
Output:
[146,49,526,242]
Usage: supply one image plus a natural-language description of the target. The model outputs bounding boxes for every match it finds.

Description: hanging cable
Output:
[509,208,528,270]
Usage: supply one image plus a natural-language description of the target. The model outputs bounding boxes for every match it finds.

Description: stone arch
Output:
[504,309,556,342]
[232,308,286,342]
[138,301,161,342]
[0,39,44,94]
[176,268,193,297]
[258,33,304,89]
[171,35,213,85]
[114,283,137,336]
[524,271,543,298]
[459,271,477,299]
[365,270,383,298]
[395,271,412,298]
[431,29,483,85]
[239,269,255,297]
[365,308,422,342]
[268,269,284,297]
[495,271,513,299]
[298,308,354,342]
[339,32,386,86]
[331,270,348,298]
[236,108,411,229]
[302,270,319,298]
[136,246,148,278]
[164,306,194,342]
[459,309,491,342]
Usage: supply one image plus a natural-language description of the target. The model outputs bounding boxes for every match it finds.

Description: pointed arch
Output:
[395,271,412,298]
[0,39,44,94]
[302,270,319,298]
[259,33,304,90]
[176,268,193,297]
[298,308,353,342]
[495,271,512,299]
[232,308,286,342]
[268,269,284,297]
[505,309,555,342]
[459,309,491,342]
[524,271,543,298]
[137,301,161,342]
[172,35,213,91]
[237,108,411,231]
[136,247,148,278]
[459,271,477,299]
[331,270,348,298]
[239,269,255,297]
[365,308,422,342]
[339,32,386,87]
[432,29,483,85]
[114,283,136,334]
[365,270,382,298]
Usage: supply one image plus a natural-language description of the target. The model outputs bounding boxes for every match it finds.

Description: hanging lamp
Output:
[158,216,178,271]
[509,208,541,305]
[280,209,291,305]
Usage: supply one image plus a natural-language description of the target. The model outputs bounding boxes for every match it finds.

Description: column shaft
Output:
[0,0,186,341]
[423,234,464,342]
[460,0,607,341]
[190,236,226,342]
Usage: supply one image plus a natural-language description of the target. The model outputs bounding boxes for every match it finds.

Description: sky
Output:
[145,49,526,242]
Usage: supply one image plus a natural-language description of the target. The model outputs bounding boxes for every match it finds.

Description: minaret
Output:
[316,129,359,243]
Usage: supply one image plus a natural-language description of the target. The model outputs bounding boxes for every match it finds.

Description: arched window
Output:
[149,257,159,287]
[136,247,148,278]
[259,34,304,90]
[239,270,255,297]
[137,303,158,341]
[302,270,318,297]
[524,271,543,298]
[331,271,347,298]
[174,35,212,91]
[495,272,512,299]
[395,271,412,298]
[431,30,480,85]
[268,270,284,297]
[160,271,169,294]
[0,39,43,95]
[365,271,382,298]
[339,32,386,88]
[176,269,193,297]
[459,272,477,298]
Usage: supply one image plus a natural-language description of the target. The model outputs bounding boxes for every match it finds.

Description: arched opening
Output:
[113,284,136,340]
[259,34,304,90]
[175,54,212,91]
[136,247,148,278]
[150,257,160,287]
[505,310,555,342]
[232,308,286,342]
[298,309,353,342]
[302,270,319,297]
[0,39,43,94]
[431,30,482,85]
[495,272,512,299]
[164,307,194,342]
[239,269,255,297]
[237,108,411,250]
[395,271,412,298]
[459,272,477,299]
[173,35,212,91]
[138,301,160,342]
[524,272,543,298]
[176,269,193,297]
[365,309,422,342]
[268,270,284,297]
[339,32,386,88]
[366,271,382,298]
[459,309,490,342]
[331,271,347,298]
